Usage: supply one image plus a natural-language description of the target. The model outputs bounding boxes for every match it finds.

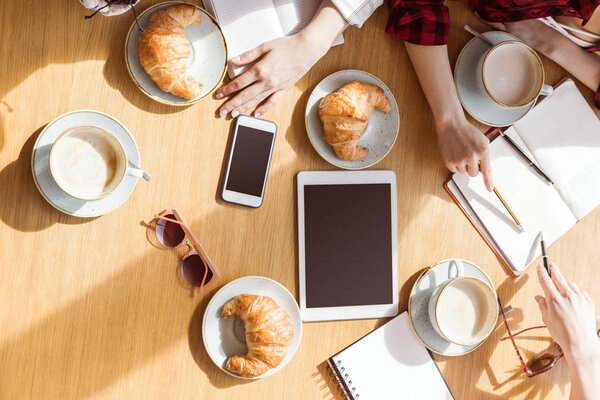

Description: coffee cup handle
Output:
[449,259,465,279]
[126,166,145,179]
[540,84,553,97]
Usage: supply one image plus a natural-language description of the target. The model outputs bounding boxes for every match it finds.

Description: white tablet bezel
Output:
[222,115,277,208]
[297,170,399,322]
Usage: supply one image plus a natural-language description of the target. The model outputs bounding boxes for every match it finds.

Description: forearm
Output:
[536,35,600,93]
[404,42,466,131]
[298,1,349,58]
[568,356,600,400]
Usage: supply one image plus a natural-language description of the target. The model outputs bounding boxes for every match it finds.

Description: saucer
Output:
[455,31,535,127]
[408,259,496,356]
[305,69,400,170]
[125,1,227,106]
[202,276,302,379]
[31,110,141,218]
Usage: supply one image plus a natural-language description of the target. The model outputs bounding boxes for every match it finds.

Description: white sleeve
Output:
[79,0,140,17]
[330,0,383,28]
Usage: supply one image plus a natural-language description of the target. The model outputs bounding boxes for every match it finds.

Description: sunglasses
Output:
[150,208,221,295]
[499,299,600,377]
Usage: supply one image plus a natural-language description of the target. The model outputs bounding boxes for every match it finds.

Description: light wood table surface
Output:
[1,1,599,399]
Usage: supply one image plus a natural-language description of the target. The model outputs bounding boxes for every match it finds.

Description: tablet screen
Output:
[303,183,393,308]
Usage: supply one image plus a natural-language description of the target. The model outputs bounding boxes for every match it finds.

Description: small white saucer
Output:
[305,69,400,170]
[202,276,302,379]
[31,110,141,218]
[408,259,496,356]
[455,31,534,127]
[125,1,227,106]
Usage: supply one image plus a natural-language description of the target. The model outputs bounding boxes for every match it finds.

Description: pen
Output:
[499,130,554,185]
[493,187,524,232]
[539,231,550,277]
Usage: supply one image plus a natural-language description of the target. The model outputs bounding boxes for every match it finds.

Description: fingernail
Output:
[254,112,261,118]
[231,56,240,63]
[219,109,227,117]
[231,110,239,118]
[216,92,223,99]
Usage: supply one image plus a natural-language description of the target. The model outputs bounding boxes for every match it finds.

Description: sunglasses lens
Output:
[181,254,212,287]
[155,214,185,247]
[528,356,554,372]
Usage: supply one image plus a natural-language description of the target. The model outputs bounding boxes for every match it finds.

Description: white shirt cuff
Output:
[331,0,383,28]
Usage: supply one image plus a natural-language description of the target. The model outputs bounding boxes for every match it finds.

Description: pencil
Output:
[539,231,551,277]
[493,187,524,232]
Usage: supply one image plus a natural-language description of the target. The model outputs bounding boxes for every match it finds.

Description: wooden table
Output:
[1,1,599,399]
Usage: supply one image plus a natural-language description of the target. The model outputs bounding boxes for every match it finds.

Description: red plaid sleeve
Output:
[386,0,450,45]
[596,83,600,109]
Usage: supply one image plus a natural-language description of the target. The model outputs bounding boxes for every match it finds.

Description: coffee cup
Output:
[428,260,498,346]
[476,40,552,109]
[49,125,145,200]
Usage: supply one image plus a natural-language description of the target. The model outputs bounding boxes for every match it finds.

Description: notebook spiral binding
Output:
[326,359,360,400]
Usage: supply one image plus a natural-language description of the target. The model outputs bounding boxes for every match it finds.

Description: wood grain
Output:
[0,1,598,399]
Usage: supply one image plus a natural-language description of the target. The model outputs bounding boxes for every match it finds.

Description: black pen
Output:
[539,231,550,277]
[499,130,554,185]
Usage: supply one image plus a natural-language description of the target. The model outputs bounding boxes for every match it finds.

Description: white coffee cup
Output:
[476,40,552,109]
[49,125,144,200]
[428,260,498,346]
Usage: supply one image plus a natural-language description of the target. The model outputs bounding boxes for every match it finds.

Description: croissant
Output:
[222,294,294,378]
[137,4,203,99]
[318,81,391,161]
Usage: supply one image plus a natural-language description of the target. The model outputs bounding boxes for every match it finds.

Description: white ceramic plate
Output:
[455,31,534,127]
[202,276,302,379]
[31,110,141,218]
[408,259,496,356]
[125,1,227,106]
[305,70,400,170]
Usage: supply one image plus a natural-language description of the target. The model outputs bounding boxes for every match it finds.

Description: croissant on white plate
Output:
[318,81,391,161]
[137,4,203,99]
[222,294,294,378]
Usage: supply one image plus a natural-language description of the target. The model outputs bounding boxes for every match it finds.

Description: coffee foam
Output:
[483,43,542,106]
[436,279,493,344]
[50,127,125,198]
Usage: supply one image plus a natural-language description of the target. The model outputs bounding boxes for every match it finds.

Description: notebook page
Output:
[452,129,576,272]
[273,0,344,45]
[208,0,283,76]
[331,312,452,399]
[512,80,600,220]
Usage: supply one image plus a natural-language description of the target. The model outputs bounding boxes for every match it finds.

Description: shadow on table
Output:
[0,126,97,232]
[188,297,253,389]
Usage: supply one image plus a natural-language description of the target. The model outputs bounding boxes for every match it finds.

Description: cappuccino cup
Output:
[49,125,144,200]
[428,260,498,346]
[477,41,552,108]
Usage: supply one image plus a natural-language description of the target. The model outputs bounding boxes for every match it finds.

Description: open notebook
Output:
[446,79,600,276]
[326,312,453,400]
[203,0,343,78]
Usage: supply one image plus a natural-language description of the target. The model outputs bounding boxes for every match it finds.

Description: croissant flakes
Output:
[137,4,203,99]
[318,81,391,161]
[222,294,294,378]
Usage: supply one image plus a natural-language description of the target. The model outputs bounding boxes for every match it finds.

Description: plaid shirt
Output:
[386,0,600,107]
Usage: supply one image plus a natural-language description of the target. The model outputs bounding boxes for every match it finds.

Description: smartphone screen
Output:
[225,125,275,198]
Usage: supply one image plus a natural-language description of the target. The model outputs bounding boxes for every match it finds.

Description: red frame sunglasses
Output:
[150,208,221,295]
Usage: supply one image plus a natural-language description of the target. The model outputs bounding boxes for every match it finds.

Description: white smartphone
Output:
[222,115,277,208]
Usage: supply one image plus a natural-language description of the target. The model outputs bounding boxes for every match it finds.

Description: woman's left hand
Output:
[216,33,326,118]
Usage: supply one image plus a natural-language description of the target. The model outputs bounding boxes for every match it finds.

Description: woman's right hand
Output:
[535,263,599,364]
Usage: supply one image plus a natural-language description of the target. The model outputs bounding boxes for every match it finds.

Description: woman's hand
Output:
[476,15,558,54]
[535,263,599,364]
[216,33,326,118]
[436,117,493,191]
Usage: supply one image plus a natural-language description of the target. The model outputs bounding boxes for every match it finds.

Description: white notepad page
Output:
[512,80,600,219]
[330,312,453,399]
[452,132,576,272]
[204,0,343,78]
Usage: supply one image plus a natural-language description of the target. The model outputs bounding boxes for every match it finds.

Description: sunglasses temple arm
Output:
[499,298,534,377]
[196,266,209,296]
[154,214,181,225]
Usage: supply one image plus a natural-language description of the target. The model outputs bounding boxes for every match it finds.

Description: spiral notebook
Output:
[445,79,600,276]
[326,312,453,400]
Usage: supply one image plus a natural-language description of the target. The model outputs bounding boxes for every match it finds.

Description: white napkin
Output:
[79,0,140,17]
